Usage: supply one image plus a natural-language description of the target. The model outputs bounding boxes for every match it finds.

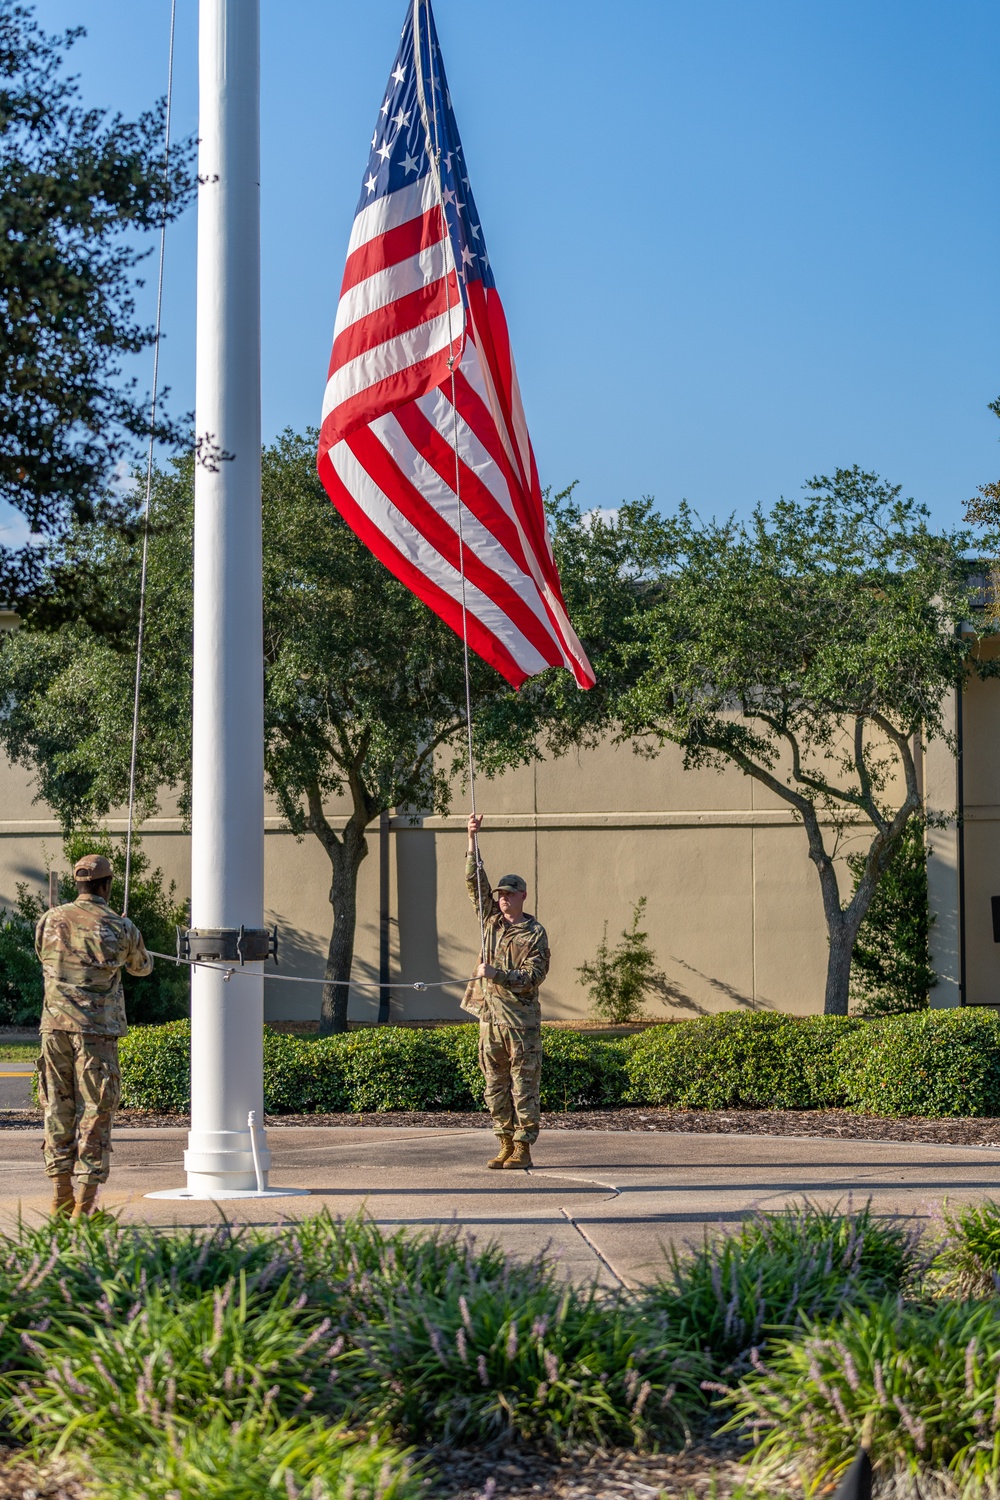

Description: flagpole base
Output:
[146,1186,312,1201]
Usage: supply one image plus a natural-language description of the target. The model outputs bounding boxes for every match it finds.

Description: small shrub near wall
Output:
[115,1008,1000,1119]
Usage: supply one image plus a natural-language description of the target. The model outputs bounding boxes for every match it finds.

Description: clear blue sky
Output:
[34,0,1000,529]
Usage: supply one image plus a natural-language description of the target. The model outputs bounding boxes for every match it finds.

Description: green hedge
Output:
[623,1012,863,1110]
[834,1008,1000,1117]
[114,1009,1000,1118]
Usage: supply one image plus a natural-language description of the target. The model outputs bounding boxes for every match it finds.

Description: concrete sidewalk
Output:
[3,1125,1000,1286]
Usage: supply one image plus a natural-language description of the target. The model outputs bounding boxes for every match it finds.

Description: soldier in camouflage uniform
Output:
[35,854,152,1219]
[463,813,549,1170]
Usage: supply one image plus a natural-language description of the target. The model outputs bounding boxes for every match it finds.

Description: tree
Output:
[616,469,990,1016]
[848,817,935,1015]
[0,435,658,1033]
[0,3,195,608]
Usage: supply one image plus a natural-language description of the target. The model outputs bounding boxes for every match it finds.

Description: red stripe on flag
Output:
[320,345,459,450]
[393,401,534,577]
[319,451,530,688]
[340,208,446,295]
[331,272,461,373]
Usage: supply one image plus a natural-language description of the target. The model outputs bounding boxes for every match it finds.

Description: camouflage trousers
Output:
[478,1018,541,1144]
[38,1032,121,1185]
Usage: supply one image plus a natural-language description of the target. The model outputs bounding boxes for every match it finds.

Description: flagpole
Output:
[150,0,302,1201]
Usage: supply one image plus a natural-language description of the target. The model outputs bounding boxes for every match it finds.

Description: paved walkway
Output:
[3,1125,1000,1285]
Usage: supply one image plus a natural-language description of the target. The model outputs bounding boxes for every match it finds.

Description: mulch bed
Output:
[4,1104,1000,1148]
[0,1439,760,1500]
[427,1437,756,1500]
[0,1446,86,1499]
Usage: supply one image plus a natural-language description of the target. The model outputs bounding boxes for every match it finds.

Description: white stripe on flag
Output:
[334,240,453,337]
[322,304,462,423]
[346,176,438,255]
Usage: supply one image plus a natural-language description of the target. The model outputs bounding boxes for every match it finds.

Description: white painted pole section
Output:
[185,0,270,1194]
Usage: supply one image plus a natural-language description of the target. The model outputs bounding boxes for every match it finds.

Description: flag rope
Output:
[123,0,178,917]
[414,0,487,959]
[147,950,465,991]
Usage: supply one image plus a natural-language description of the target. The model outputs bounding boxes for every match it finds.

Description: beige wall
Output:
[3,681,994,1020]
[0,736,858,1023]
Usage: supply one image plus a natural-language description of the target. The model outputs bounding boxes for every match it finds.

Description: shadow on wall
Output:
[0,847,60,914]
[666,956,763,1013]
[261,916,327,1022]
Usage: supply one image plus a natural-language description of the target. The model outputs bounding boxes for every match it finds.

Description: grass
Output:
[635,1199,917,1372]
[726,1296,1000,1496]
[0,1044,37,1061]
[88,1415,422,1500]
[929,1198,1000,1299]
[3,1200,1000,1496]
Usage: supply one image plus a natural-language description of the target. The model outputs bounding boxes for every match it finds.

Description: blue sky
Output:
[33,0,1000,531]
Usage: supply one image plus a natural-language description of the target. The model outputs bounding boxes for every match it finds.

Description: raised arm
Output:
[465,813,498,924]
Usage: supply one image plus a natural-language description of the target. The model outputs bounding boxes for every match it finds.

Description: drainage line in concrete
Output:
[559,1205,627,1289]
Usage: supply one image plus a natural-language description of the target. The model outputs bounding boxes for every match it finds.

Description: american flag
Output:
[318,0,594,691]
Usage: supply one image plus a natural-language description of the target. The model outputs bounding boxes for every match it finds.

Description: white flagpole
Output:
[184,0,267,1195]
[151,0,309,1201]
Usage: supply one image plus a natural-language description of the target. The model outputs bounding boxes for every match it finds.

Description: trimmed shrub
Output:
[836,1008,1000,1117]
[116,1009,1000,1119]
[118,1019,192,1112]
[118,1022,636,1115]
[624,1011,863,1111]
[262,1031,351,1114]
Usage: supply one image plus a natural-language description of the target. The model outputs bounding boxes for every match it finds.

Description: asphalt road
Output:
[0,1062,36,1110]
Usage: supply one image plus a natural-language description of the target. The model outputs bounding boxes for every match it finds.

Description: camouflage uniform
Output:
[463,855,549,1144]
[35,896,152,1185]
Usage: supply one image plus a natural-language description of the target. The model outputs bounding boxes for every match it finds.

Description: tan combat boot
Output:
[502,1141,532,1170]
[70,1182,99,1222]
[50,1173,74,1216]
[487,1137,514,1169]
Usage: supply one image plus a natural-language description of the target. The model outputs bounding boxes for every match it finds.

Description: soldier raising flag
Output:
[464,815,550,1169]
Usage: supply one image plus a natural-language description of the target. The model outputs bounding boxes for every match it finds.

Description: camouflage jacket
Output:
[35,896,153,1037]
[462,854,549,1030]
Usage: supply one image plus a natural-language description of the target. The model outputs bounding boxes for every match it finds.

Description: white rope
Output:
[147,950,464,991]
[413,0,487,958]
[123,0,178,916]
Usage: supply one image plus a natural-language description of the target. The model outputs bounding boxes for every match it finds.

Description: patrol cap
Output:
[493,874,527,894]
[74,854,113,881]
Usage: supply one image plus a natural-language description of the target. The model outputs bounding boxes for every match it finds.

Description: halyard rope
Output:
[147,950,464,990]
[414,0,487,959]
[123,0,178,916]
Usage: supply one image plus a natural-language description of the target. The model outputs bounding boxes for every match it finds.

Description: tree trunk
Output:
[823,913,853,1016]
[318,819,369,1036]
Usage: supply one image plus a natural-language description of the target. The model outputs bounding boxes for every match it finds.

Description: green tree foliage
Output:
[0,832,187,1026]
[0,2,194,609]
[848,817,935,1015]
[614,470,989,1015]
[576,897,665,1024]
[0,437,657,1032]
